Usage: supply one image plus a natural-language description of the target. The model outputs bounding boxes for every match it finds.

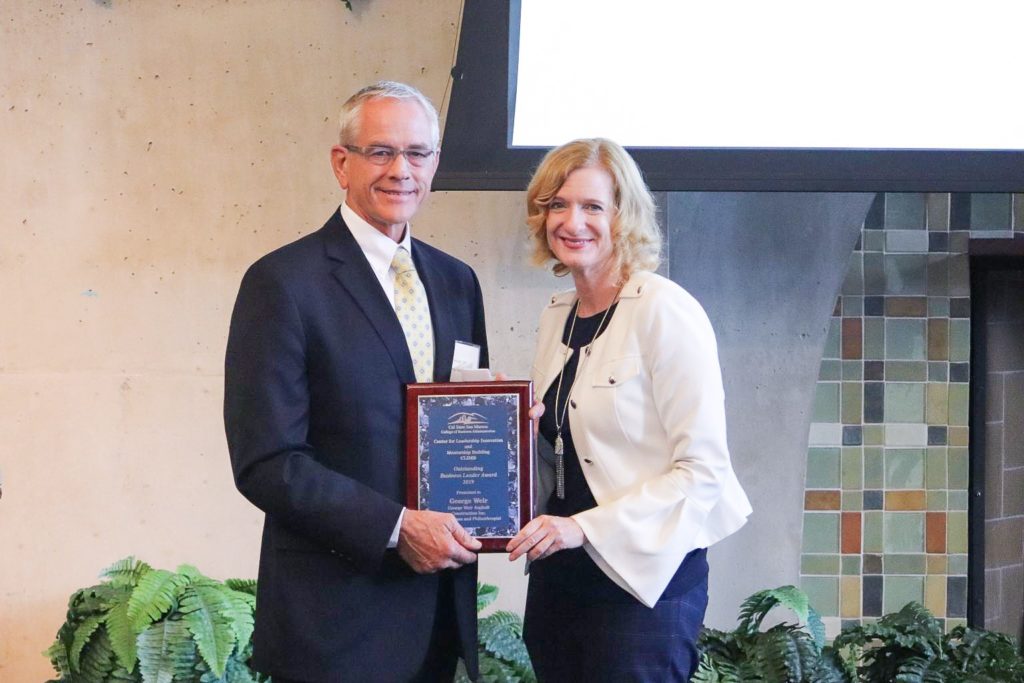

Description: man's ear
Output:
[330,145,349,190]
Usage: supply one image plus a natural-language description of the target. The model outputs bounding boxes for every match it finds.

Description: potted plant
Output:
[833,601,1024,682]
[45,557,266,683]
[694,585,850,682]
[695,585,1024,683]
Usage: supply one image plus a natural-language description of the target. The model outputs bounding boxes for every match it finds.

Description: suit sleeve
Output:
[571,288,732,606]
[224,260,401,572]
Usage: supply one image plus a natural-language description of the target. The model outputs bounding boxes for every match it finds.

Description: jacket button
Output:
[570,400,577,409]
[550,296,556,304]
[609,377,616,384]
[583,458,593,464]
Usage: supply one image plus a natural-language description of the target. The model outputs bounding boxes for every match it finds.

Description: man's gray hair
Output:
[338,81,440,148]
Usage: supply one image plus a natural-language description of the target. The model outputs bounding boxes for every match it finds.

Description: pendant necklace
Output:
[551,286,621,499]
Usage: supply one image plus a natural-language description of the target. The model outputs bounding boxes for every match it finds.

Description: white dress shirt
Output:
[340,202,413,307]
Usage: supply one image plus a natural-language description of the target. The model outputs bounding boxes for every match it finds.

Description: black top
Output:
[539,301,617,518]
[533,301,707,604]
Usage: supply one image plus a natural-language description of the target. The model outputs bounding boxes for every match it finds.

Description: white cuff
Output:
[387,507,406,548]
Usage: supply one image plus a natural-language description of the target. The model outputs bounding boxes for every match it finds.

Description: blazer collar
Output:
[322,212,456,383]
[322,212,416,384]
[536,270,654,394]
[543,270,653,309]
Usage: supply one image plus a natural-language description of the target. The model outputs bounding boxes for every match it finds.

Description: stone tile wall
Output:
[800,192,1023,635]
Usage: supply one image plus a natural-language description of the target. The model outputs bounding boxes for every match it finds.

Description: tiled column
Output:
[800,191,1021,634]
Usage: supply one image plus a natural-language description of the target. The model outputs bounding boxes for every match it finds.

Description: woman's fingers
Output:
[507,515,585,561]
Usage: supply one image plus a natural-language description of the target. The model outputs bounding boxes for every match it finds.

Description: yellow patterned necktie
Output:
[391,246,434,383]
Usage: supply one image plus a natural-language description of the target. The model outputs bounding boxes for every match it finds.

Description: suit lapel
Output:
[322,214,417,384]
[413,239,456,381]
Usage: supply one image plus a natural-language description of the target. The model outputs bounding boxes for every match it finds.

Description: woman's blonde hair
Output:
[526,138,661,279]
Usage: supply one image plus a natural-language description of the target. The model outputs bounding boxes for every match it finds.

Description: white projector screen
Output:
[512,0,1024,151]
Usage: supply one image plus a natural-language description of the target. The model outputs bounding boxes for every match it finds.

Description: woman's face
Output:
[545,165,616,282]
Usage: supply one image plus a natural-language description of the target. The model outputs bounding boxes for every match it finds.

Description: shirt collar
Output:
[340,202,413,276]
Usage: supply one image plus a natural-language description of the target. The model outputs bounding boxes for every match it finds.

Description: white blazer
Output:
[531,270,752,608]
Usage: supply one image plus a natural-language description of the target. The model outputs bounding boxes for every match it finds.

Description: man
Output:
[224,81,485,682]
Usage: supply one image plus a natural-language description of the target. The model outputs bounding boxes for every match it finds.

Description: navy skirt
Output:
[523,547,709,682]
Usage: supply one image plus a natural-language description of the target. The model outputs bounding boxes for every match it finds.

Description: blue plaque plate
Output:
[406,381,534,551]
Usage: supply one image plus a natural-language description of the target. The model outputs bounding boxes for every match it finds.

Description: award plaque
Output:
[405,381,534,552]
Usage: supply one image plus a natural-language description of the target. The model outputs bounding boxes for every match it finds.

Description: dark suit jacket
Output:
[224,210,487,681]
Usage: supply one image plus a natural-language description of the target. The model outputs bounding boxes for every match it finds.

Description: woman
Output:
[506,138,752,681]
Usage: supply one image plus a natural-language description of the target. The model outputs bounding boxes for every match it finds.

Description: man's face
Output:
[331,98,439,241]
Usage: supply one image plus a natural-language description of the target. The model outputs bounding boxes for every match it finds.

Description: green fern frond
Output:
[478,655,520,683]
[479,610,523,639]
[479,611,530,672]
[44,639,72,678]
[813,647,855,683]
[222,656,262,683]
[102,556,153,589]
[176,564,206,583]
[137,618,197,683]
[108,665,139,681]
[221,587,256,651]
[694,650,747,682]
[453,658,474,683]
[73,583,128,616]
[229,588,256,611]
[806,606,826,650]
[70,614,104,672]
[224,578,257,596]
[691,653,719,683]
[104,600,138,673]
[752,628,809,682]
[127,569,188,631]
[77,627,116,683]
[180,584,236,676]
[891,654,930,683]
[948,626,1024,679]
[477,582,499,612]
[737,585,811,634]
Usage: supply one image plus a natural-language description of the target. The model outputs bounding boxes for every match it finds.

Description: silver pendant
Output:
[555,453,565,500]
[554,432,565,498]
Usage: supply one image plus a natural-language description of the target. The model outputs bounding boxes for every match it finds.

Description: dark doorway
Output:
[969,241,1024,641]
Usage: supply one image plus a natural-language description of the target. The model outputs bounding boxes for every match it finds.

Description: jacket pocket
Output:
[591,355,647,452]
[592,355,642,388]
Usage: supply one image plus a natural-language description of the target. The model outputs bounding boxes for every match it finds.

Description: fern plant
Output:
[45,557,267,683]
[455,582,536,683]
[833,601,1024,683]
[693,585,850,683]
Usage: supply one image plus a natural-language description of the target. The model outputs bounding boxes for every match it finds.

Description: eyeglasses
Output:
[344,145,438,167]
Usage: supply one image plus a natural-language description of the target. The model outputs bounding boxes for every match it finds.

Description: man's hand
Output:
[506,514,585,562]
[397,509,482,574]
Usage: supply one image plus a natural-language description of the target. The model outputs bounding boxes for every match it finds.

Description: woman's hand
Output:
[493,371,545,435]
[506,515,585,561]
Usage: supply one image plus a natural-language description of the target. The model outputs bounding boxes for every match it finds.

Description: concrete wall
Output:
[665,193,874,622]
[0,2,868,679]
